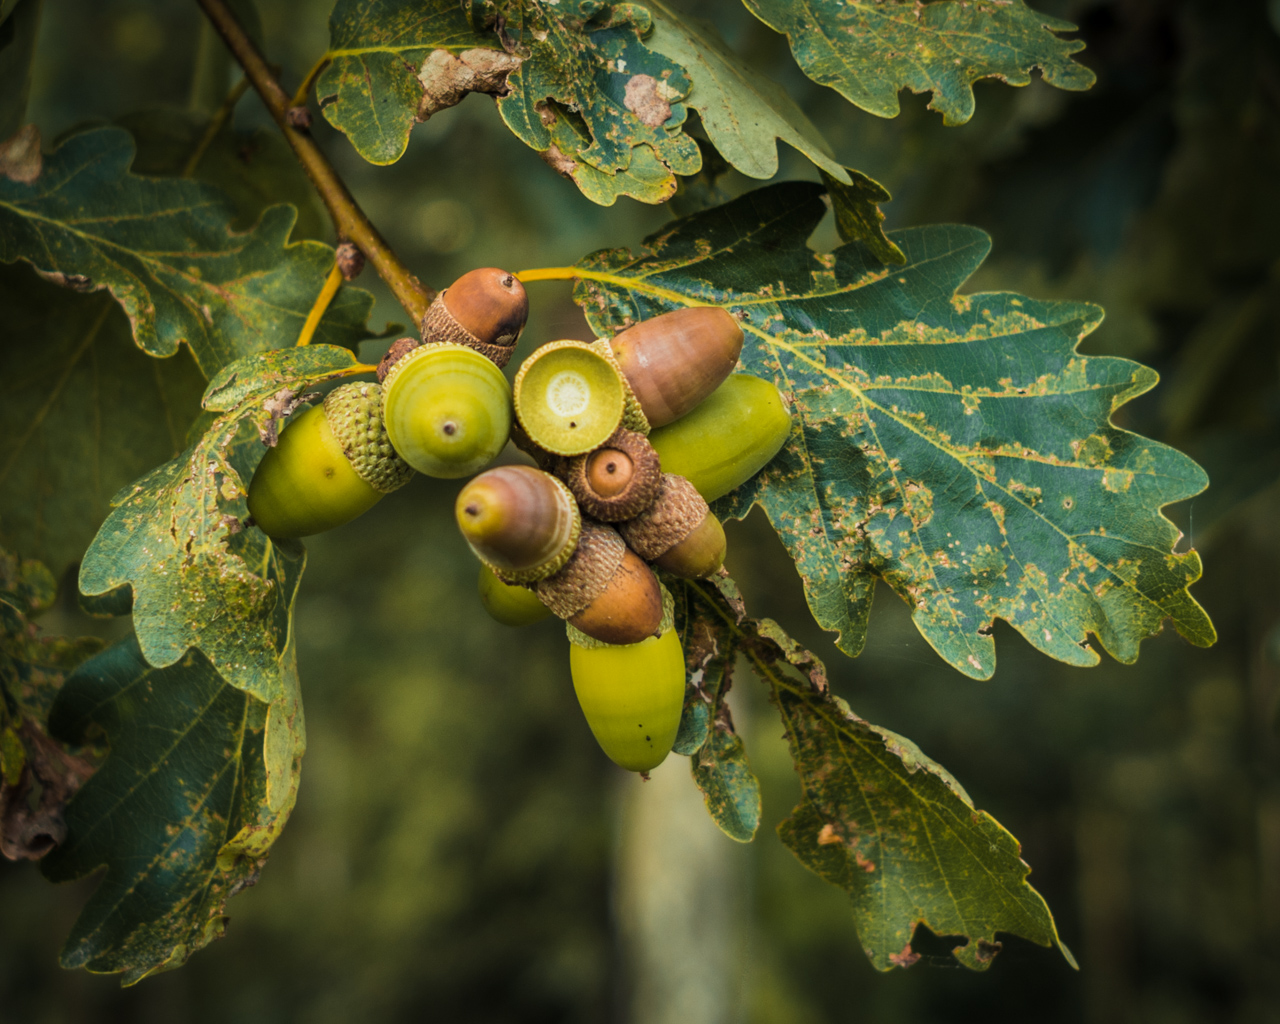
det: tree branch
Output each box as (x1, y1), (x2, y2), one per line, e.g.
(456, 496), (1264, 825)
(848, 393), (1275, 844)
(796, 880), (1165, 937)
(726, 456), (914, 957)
(194, 0), (433, 326)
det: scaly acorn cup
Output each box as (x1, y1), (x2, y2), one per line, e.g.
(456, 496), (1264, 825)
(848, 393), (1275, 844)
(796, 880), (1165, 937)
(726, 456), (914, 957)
(421, 267), (529, 369)
(561, 429), (661, 521)
(619, 473), (726, 579)
(568, 587), (682, 773)
(247, 382), (413, 539)
(382, 342), (512, 478)
(477, 564), (552, 626)
(536, 520), (664, 645)
(608, 307), (744, 428)
(647, 373), (792, 502)
(455, 465), (581, 583)
(513, 340), (647, 456)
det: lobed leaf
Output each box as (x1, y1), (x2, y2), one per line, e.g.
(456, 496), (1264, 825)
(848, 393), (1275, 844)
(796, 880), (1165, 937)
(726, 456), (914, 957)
(41, 635), (304, 983)
(316, 0), (501, 165)
(0, 263), (206, 578)
(570, 183), (1214, 678)
(684, 580), (1072, 971)
(740, 0), (1096, 126)
(77, 345), (365, 704)
(0, 127), (377, 378)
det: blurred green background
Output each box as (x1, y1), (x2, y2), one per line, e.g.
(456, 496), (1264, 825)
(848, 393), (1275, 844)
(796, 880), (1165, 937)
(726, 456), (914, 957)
(3, 0), (1280, 1020)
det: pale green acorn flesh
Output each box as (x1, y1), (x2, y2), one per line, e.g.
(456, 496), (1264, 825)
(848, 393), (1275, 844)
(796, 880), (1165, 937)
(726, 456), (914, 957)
(478, 564), (551, 627)
(647, 373), (791, 502)
(247, 403), (382, 539)
(570, 628), (684, 773)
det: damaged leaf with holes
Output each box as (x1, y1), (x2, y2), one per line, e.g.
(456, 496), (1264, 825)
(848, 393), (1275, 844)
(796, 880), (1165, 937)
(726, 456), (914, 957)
(0, 127), (380, 378)
(572, 182), (1214, 679)
(686, 579), (1073, 971)
(77, 345), (362, 709)
(41, 636), (303, 984)
(742, 0), (1096, 126)
(672, 576), (760, 842)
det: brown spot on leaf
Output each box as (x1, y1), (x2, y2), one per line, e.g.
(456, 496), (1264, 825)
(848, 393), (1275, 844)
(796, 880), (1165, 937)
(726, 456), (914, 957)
(541, 144), (578, 177)
(0, 124), (41, 184)
(417, 48), (522, 121)
(888, 944), (921, 969)
(624, 74), (672, 127)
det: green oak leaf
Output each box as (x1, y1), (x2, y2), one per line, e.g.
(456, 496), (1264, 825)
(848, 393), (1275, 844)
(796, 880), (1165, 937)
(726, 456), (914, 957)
(641, 0), (847, 184)
(117, 108), (328, 241)
(539, 101), (679, 206)
(0, 263), (206, 578)
(571, 182), (1214, 679)
(686, 579), (1072, 971)
(77, 345), (365, 704)
(495, 0), (699, 182)
(740, 0), (1096, 126)
(821, 166), (904, 266)
(315, 0), (502, 165)
(672, 576), (760, 842)
(0, 126), (378, 378)
(41, 634), (304, 983)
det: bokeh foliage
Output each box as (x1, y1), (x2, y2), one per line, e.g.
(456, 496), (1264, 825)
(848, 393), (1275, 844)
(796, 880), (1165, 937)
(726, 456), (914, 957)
(0, 0), (1278, 1021)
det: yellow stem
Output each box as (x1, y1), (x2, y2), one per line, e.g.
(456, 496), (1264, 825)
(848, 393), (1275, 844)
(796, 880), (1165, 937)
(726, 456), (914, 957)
(291, 55), (331, 109)
(516, 266), (713, 308)
(296, 264), (344, 346)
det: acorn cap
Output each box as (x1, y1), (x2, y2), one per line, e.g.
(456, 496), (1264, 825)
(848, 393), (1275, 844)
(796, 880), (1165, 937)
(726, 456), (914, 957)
(376, 337), (420, 383)
(514, 340), (628, 456)
(535, 520), (625, 620)
(590, 339), (650, 435)
(323, 382), (414, 493)
(618, 473), (720, 575)
(563, 429), (661, 521)
(381, 342), (512, 478)
(456, 466), (581, 584)
(567, 581), (674, 650)
(609, 307), (744, 428)
(509, 418), (562, 473)
(420, 269), (528, 369)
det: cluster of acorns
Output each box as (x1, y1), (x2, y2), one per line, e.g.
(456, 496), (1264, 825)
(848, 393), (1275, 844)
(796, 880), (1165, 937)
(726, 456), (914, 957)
(246, 269), (791, 773)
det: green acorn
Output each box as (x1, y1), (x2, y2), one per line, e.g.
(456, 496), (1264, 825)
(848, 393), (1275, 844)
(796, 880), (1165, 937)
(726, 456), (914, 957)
(646, 373), (791, 501)
(247, 382), (413, 539)
(619, 473), (726, 579)
(382, 342), (512, 478)
(568, 586), (683, 773)
(477, 564), (552, 626)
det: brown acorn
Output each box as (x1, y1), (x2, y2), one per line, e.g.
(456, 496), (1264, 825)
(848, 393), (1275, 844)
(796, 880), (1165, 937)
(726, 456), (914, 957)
(536, 520), (664, 645)
(422, 267), (529, 368)
(609, 307), (744, 428)
(561, 429), (661, 522)
(455, 465), (580, 583)
(618, 473), (726, 579)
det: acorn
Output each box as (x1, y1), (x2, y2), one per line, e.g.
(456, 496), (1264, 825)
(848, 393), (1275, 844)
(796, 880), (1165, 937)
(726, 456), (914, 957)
(560, 428), (661, 521)
(513, 340), (641, 456)
(608, 307), (744, 428)
(456, 465), (581, 583)
(647, 373), (791, 502)
(568, 587), (683, 773)
(382, 342), (512, 478)
(477, 564), (552, 626)
(247, 382), (413, 539)
(619, 473), (726, 579)
(421, 267), (528, 368)
(536, 520), (664, 645)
